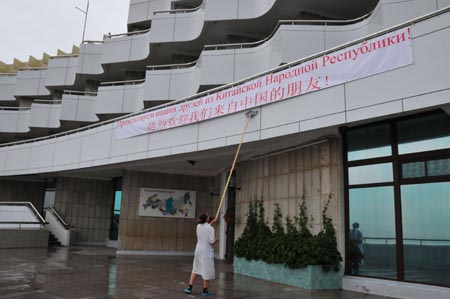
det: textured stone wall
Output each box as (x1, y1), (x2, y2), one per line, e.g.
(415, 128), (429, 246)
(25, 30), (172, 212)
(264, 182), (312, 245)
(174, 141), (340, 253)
(119, 170), (220, 252)
(235, 138), (340, 241)
(0, 180), (45, 213)
(54, 177), (114, 244)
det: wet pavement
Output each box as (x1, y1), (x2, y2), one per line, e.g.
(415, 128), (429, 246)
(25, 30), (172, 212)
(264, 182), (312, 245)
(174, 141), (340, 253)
(0, 246), (390, 299)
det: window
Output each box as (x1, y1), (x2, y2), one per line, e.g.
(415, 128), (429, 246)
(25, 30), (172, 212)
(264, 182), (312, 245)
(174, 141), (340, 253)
(398, 113), (450, 154)
(401, 182), (450, 285)
(345, 110), (450, 287)
(347, 123), (391, 161)
(349, 187), (397, 278)
(349, 163), (393, 185)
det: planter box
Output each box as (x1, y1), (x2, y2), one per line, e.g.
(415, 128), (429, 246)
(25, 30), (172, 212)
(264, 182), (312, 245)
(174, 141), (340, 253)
(234, 257), (342, 290)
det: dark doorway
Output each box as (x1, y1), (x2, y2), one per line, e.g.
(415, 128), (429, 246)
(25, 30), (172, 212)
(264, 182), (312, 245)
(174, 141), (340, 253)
(43, 179), (57, 216)
(109, 178), (122, 241)
(225, 171), (236, 263)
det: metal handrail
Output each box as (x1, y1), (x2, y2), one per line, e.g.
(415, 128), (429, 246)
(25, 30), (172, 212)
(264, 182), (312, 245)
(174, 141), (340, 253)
(0, 106), (31, 111)
(100, 79), (145, 87)
(50, 54), (79, 59)
(82, 40), (104, 44)
(1, 5), (450, 148)
(146, 60), (199, 71)
(204, 10), (374, 51)
(63, 90), (98, 96)
(0, 73), (17, 76)
(0, 202), (47, 225)
(33, 100), (62, 105)
(18, 66), (47, 71)
(153, 5), (202, 15)
(363, 237), (450, 246)
(47, 206), (70, 229)
(104, 28), (151, 39)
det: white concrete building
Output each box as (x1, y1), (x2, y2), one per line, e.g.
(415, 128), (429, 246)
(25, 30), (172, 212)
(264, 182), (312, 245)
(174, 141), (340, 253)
(0, 1), (449, 298)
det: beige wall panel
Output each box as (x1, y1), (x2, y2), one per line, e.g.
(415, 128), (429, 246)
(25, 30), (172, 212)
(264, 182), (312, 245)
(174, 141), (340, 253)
(268, 156), (276, 176)
(0, 180), (45, 213)
(296, 148), (304, 170)
(55, 177), (114, 244)
(304, 169), (313, 198)
(288, 173), (296, 199)
(311, 145), (321, 168)
(262, 158), (269, 177)
(288, 197), (297, 219)
(268, 176), (276, 200)
(266, 199), (274, 226)
(235, 139), (341, 245)
(118, 170), (219, 253)
(256, 178), (263, 200)
(303, 147), (312, 170)
(288, 151), (296, 173)
(296, 171), (304, 197)
(118, 219), (127, 249)
(175, 220), (184, 251)
(153, 220), (163, 251)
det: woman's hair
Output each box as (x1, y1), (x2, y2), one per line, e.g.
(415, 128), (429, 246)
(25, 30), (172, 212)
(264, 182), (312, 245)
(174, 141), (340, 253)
(197, 213), (208, 224)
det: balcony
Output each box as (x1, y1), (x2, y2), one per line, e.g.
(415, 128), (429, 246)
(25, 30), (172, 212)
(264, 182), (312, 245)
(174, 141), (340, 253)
(127, 0), (171, 25)
(144, 61), (200, 101)
(76, 42), (104, 75)
(150, 6), (204, 43)
(0, 74), (17, 102)
(60, 91), (99, 122)
(101, 29), (151, 64)
(29, 100), (61, 128)
(14, 68), (50, 97)
(95, 80), (145, 115)
(142, 0), (436, 101)
(0, 107), (30, 133)
(45, 55), (78, 87)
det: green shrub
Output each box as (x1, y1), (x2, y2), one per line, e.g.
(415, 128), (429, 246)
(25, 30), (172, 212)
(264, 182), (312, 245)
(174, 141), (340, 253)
(235, 195), (342, 272)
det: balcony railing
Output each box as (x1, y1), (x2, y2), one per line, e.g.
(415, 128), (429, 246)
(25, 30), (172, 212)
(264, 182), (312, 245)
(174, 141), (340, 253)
(33, 100), (62, 105)
(103, 28), (151, 40)
(0, 202), (47, 229)
(100, 79), (146, 87)
(153, 4), (203, 15)
(49, 54), (79, 59)
(0, 5), (449, 148)
(18, 66), (47, 71)
(82, 40), (104, 44)
(146, 60), (198, 71)
(63, 90), (98, 96)
(0, 106), (31, 111)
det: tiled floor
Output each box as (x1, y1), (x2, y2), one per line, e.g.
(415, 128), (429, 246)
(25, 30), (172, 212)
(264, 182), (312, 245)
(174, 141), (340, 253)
(0, 246), (390, 299)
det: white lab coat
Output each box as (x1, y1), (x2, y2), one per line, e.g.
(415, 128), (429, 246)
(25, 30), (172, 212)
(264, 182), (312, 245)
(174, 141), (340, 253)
(192, 223), (216, 280)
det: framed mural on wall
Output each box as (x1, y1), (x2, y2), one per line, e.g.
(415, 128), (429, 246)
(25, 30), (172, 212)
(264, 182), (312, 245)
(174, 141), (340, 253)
(138, 188), (196, 218)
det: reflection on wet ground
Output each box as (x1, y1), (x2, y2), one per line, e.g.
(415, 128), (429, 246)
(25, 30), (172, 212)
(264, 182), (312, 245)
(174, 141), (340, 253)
(0, 246), (389, 299)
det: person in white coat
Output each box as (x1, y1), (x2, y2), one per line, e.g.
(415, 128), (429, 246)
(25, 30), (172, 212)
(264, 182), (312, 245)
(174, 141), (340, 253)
(184, 213), (218, 296)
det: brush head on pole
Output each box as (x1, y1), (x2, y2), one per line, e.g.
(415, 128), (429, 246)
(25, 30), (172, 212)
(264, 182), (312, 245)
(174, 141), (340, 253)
(246, 110), (259, 118)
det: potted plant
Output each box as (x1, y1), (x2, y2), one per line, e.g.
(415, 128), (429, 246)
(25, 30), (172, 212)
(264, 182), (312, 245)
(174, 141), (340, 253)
(234, 195), (342, 290)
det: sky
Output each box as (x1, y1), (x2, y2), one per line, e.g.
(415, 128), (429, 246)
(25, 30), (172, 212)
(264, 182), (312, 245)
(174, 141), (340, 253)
(0, 0), (129, 64)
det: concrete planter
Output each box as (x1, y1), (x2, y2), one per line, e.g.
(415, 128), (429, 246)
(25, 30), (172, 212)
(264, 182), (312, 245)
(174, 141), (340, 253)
(234, 257), (342, 290)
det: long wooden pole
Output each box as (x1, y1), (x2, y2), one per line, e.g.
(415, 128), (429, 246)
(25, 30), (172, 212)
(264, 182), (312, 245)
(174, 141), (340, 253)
(214, 112), (255, 221)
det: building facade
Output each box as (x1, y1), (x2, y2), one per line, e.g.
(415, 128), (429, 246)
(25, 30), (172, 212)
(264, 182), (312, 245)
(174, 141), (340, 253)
(0, 0), (449, 298)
